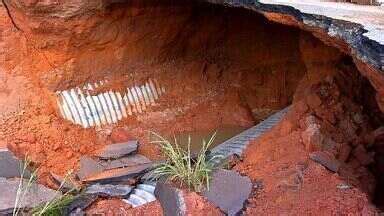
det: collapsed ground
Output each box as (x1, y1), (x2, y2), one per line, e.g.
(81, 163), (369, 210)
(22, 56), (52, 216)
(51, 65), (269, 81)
(1, 0), (384, 214)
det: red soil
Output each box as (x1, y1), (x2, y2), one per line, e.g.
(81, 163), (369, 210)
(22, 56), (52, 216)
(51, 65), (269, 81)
(0, 0), (383, 214)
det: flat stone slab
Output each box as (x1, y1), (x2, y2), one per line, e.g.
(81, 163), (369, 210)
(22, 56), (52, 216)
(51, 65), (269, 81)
(202, 169), (252, 216)
(0, 178), (58, 213)
(0, 148), (31, 178)
(50, 172), (80, 192)
(62, 194), (98, 216)
(95, 141), (138, 159)
(154, 181), (186, 216)
(101, 154), (152, 170)
(309, 151), (341, 172)
(77, 156), (104, 180)
(78, 154), (153, 181)
(85, 183), (132, 197)
(83, 163), (153, 183)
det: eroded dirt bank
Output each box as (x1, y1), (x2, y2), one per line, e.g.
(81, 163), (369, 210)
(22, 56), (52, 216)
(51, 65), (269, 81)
(0, 0), (384, 214)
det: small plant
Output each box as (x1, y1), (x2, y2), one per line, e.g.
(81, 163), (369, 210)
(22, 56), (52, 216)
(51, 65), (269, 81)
(150, 132), (222, 192)
(12, 157), (75, 216)
(13, 158), (39, 216)
(31, 171), (75, 216)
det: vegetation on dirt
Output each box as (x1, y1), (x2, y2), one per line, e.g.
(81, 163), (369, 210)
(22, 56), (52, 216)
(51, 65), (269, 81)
(13, 158), (75, 216)
(13, 158), (39, 216)
(150, 132), (221, 192)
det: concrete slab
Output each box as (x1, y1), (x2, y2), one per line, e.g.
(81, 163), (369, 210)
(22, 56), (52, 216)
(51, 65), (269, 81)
(0, 178), (58, 214)
(264, 0), (384, 43)
(0, 148), (31, 178)
(94, 141), (138, 159)
(77, 156), (104, 180)
(62, 194), (98, 216)
(83, 163), (153, 183)
(154, 181), (186, 216)
(101, 154), (152, 170)
(85, 184), (132, 197)
(202, 169), (252, 216)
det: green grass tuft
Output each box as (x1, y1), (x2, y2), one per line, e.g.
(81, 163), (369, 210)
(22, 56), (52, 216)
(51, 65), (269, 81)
(150, 131), (222, 192)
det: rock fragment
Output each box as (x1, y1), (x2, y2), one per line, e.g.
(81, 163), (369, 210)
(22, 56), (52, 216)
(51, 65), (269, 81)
(301, 124), (324, 152)
(94, 141), (138, 159)
(83, 163), (152, 183)
(62, 194), (98, 216)
(0, 148), (31, 178)
(77, 156), (104, 180)
(338, 144), (352, 162)
(85, 184), (132, 197)
(0, 178), (58, 214)
(51, 172), (80, 192)
(101, 154), (151, 170)
(202, 169), (252, 216)
(309, 151), (341, 172)
(154, 181), (186, 216)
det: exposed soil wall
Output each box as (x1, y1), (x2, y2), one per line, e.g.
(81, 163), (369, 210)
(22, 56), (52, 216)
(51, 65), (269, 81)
(0, 0), (384, 213)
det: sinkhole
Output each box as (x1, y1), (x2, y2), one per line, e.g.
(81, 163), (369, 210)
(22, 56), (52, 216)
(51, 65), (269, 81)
(48, 0), (384, 208)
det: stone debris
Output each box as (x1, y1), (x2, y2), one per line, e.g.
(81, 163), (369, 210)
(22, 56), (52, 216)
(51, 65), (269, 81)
(83, 163), (152, 183)
(101, 154), (152, 170)
(77, 156), (104, 180)
(0, 178), (58, 214)
(85, 183), (132, 197)
(301, 124), (324, 152)
(94, 141), (138, 159)
(0, 148), (30, 178)
(50, 172), (80, 192)
(309, 151), (341, 172)
(154, 181), (186, 215)
(62, 194), (98, 216)
(202, 169), (252, 216)
(338, 144), (352, 162)
(78, 153), (152, 181)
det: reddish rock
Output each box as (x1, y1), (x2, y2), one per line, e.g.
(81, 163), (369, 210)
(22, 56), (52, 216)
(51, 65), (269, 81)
(347, 157), (361, 169)
(306, 93), (322, 109)
(353, 145), (374, 166)
(301, 124), (324, 152)
(309, 151), (341, 172)
(339, 118), (358, 141)
(338, 144), (351, 162)
(322, 137), (339, 155)
(293, 100), (309, 116)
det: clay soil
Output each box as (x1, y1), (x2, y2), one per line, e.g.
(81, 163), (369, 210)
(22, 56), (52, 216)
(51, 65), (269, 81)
(1, 0), (384, 215)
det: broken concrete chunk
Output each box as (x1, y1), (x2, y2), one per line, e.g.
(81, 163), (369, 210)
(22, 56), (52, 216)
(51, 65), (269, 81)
(77, 156), (104, 181)
(0, 178), (58, 213)
(309, 151), (341, 172)
(202, 169), (252, 216)
(51, 172), (80, 192)
(62, 194), (98, 216)
(85, 183), (132, 197)
(101, 154), (152, 170)
(83, 163), (152, 183)
(0, 148), (31, 178)
(95, 141), (138, 159)
(154, 181), (186, 216)
(353, 145), (374, 166)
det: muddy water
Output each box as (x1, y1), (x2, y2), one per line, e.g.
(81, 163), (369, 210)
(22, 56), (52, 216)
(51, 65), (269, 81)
(151, 126), (249, 153)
